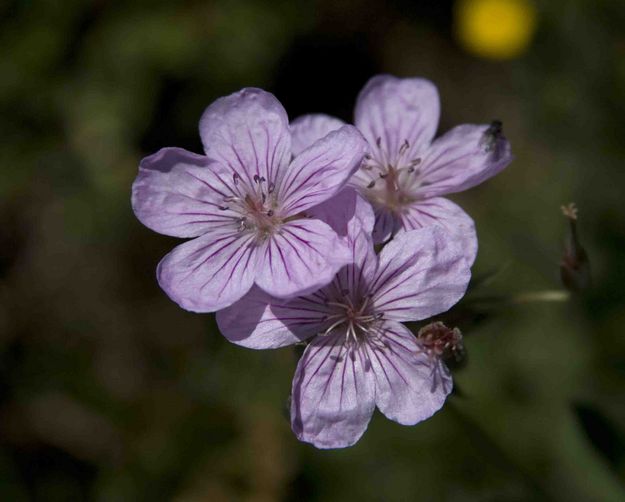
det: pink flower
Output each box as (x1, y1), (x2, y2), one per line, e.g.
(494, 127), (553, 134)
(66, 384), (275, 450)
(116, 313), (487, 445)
(132, 88), (367, 312)
(291, 75), (513, 264)
(217, 206), (471, 448)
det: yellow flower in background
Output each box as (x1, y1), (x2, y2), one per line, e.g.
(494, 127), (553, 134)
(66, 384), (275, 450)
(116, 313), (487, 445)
(455, 0), (537, 60)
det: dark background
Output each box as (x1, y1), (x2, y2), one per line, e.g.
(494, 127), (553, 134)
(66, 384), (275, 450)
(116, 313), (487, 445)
(2, 0), (625, 500)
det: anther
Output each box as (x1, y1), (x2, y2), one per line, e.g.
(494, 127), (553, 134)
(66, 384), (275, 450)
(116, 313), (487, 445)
(266, 210), (274, 217)
(376, 137), (382, 148)
(232, 173), (240, 185)
(410, 158), (422, 166)
(367, 180), (376, 189)
(399, 139), (409, 154)
(379, 172), (388, 179)
(267, 182), (275, 194)
(218, 205), (229, 211)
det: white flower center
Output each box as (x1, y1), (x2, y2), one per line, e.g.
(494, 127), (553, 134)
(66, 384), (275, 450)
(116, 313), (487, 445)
(219, 174), (281, 240)
(360, 137), (423, 214)
(319, 292), (385, 349)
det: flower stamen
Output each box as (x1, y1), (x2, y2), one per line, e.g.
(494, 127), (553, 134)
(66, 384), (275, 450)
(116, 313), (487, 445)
(318, 293), (385, 350)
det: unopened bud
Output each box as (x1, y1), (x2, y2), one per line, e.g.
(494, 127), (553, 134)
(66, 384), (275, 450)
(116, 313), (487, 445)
(417, 321), (465, 363)
(560, 203), (591, 292)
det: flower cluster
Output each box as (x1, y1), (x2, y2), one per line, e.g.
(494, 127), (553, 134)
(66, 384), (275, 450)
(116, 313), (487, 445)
(132, 75), (512, 448)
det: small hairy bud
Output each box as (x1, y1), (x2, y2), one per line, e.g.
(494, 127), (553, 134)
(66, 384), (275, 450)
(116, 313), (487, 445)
(417, 321), (464, 363)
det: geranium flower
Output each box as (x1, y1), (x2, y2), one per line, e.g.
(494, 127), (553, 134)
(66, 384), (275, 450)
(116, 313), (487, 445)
(217, 219), (471, 449)
(290, 75), (513, 264)
(132, 88), (368, 312)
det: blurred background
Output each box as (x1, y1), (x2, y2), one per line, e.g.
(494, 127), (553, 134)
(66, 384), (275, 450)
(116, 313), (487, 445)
(1, 0), (625, 500)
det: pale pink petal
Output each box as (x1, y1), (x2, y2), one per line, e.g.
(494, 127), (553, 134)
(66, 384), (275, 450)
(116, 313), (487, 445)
(367, 321), (452, 425)
(278, 125), (367, 215)
(370, 206), (396, 244)
(305, 188), (375, 244)
(331, 228), (377, 298)
(199, 88), (291, 187)
(216, 286), (327, 349)
(290, 114), (346, 156)
(132, 148), (239, 238)
(157, 228), (258, 313)
(371, 227), (470, 322)
(291, 330), (376, 449)
(398, 197), (478, 266)
(354, 75), (440, 162)
(255, 218), (351, 299)
(415, 123), (513, 198)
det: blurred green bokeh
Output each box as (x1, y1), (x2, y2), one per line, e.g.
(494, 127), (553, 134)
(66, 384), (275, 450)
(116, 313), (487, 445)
(2, 1), (625, 500)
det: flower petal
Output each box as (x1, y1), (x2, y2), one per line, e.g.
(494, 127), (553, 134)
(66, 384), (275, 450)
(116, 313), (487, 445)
(291, 331), (376, 449)
(290, 114), (346, 156)
(371, 226), (470, 322)
(157, 228), (258, 313)
(278, 125), (367, 215)
(217, 221), (377, 350)
(305, 188), (375, 244)
(199, 88), (291, 187)
(354, 75), (440, 161)
(367, 321), (452, 425)
(216, 286), (327, 349)
(398, 197), (478, 266)
(415, 124), (513, 198)
(255, 218), (351, 299)
(132, 147), (240, 238)
(332, 227), (377, 297)
(370, 206), (397, 244)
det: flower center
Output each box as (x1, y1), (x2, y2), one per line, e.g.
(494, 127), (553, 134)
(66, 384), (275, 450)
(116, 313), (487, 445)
(320, 292), (384, 348)
(360, 137), (423, 214)
(219, 174), (281, 240)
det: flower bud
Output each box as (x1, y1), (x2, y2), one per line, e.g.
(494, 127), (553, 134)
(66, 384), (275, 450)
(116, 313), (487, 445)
(417, 321), (465, 364)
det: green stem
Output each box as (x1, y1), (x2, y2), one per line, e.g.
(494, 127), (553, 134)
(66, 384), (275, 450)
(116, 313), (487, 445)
(510, 289), (570, 304)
